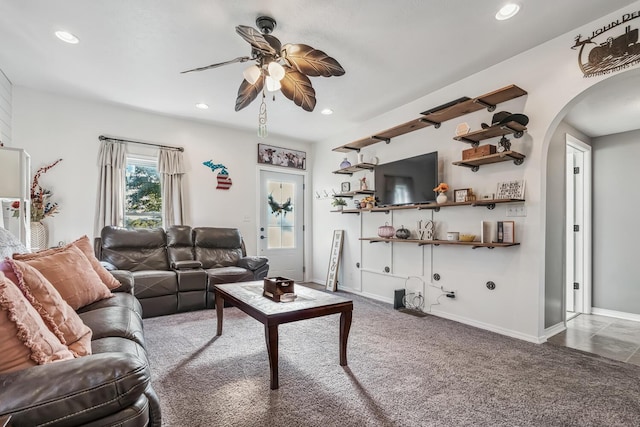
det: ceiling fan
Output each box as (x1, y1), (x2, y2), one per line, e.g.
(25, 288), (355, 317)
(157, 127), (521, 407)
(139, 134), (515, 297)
(181, 16), (345, 113)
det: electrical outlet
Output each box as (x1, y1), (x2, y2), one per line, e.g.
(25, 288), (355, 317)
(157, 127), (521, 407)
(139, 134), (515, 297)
(506, 204), (526, 217)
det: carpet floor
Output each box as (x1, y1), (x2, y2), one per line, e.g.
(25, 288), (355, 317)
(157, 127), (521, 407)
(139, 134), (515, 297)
(143, 291), (640, 426)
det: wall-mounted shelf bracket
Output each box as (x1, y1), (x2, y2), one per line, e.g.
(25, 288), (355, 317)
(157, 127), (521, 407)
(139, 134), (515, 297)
(372, 136), (391, 144)
(473, 99), (496, 112)
(419, 118), (441, 129)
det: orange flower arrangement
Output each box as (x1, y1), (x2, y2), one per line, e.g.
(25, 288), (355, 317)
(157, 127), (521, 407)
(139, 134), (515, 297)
(433, 182), (449, 194)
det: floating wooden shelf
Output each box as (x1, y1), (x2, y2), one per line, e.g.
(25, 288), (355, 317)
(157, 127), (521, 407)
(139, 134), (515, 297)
(333, 198), (525, 213)
(333, 190), (375, 198)
(421, 85), (527, 121)
(359, 237), (520, 249)
(453, 121), (527, 146)
(332, 162), (376, 175)
(452, 151), (526, 171)
(332, 84), (527, 153)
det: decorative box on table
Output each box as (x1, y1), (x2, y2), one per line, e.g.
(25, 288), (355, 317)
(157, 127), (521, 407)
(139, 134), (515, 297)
(263, 277), (296, 302)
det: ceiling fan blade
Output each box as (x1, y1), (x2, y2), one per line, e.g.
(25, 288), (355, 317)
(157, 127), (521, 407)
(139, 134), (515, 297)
(236, 25), (276, 55)
(263, 34), (282, 53)
(282, 44), (345, 77)
(180, 56), (251, 74)
(280, 66), (316, 112)
(235, 76), (265, 111)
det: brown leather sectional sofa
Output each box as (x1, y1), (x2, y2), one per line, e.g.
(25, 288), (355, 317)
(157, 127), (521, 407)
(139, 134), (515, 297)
(0, 273), (162, 427)
(96, 225), (269, 318)
(0, 225), (267, 426)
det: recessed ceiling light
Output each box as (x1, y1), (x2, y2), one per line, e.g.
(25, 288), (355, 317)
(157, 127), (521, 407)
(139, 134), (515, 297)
(321, 108), (334, 115)
(54, 30), (79, 44)
(495, 3), (520, 20)
(195, 103), (209, 110)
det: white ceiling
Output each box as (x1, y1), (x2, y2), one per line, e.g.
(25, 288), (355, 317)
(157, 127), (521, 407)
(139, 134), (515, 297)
(0, 1), (637, 142)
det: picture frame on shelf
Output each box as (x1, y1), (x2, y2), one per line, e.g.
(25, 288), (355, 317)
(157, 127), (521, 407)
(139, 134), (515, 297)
(454, 188), (470, 203)
(341, 182), (351, 193)
(496, 180), (525, 199)
(502, 221), (515, 243)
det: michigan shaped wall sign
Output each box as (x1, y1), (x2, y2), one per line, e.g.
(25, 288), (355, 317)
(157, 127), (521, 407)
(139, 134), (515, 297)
(203, 160), (232, 190)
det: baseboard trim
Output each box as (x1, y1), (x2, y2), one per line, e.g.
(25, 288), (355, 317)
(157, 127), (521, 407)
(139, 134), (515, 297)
(543, 322), (566, 340)
(336, 286), (543, 343)
(591, 307), (640, 322)
(429, 309), (544, 344)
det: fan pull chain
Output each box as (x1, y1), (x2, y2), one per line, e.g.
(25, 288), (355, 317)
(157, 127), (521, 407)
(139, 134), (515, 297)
(258, 91), (268, 138)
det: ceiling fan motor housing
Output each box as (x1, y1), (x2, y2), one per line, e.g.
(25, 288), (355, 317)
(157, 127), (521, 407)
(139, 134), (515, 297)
(256, 16), (277, 34)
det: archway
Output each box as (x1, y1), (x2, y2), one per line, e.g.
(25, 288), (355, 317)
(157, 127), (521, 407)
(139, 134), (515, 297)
(544, 67), (640, 342)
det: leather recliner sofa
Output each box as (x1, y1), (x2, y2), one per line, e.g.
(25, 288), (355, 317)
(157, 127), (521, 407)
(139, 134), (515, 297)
(0, 273), (162, 427)
(96, 226), (269, 318)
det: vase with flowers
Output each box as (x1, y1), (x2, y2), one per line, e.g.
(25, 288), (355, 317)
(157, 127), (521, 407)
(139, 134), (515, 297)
(433, 182), (449, 204)
(10, 159), (63, 250)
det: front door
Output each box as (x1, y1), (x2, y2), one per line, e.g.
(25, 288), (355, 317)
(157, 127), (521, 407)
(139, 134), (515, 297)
(259, 170), (304, 281)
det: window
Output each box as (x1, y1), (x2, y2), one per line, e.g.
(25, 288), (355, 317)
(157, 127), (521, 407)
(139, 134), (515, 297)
(125, 156), (161, 228)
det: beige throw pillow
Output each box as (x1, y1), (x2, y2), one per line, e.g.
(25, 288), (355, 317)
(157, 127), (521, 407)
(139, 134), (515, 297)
(0, 272), (75, 374)
(13, 245), (112, 310)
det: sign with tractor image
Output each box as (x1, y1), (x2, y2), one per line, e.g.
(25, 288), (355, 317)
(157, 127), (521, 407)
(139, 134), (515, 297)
(572, 9), (640, 78)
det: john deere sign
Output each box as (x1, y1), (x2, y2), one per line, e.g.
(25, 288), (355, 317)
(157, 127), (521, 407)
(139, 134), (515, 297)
(572, 10), (640, 77)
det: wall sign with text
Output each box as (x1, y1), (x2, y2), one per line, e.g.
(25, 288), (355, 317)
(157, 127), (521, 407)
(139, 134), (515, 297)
(571, 9), (640, 78)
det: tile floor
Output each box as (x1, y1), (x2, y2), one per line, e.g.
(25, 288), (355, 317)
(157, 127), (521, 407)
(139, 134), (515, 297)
(547, 313), (640, 366)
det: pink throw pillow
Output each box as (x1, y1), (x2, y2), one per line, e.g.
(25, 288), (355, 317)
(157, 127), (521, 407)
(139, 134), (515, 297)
(14, 235), (122, 290)
(1, 259), (92, 357)
(12, 245), (112, 310)
(0, 272), (75, 374)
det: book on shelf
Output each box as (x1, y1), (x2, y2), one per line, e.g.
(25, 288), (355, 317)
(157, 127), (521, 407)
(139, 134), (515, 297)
(481, 221), (493, 244)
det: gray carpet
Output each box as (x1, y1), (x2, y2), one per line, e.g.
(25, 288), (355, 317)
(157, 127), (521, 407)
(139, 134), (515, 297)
(143, 290), (640, 426)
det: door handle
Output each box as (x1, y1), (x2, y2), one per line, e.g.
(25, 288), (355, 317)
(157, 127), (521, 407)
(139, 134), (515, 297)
(260, 235), (265, 239)
(260, 227), (265, 231)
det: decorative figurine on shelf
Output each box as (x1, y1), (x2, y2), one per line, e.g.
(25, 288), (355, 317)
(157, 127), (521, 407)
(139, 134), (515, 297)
(340, 157), (351, 169)
(360, 176), (368, 191)
(417, 220), (435, 240)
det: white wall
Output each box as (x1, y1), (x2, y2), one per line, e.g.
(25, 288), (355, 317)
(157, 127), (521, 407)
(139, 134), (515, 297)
(592, 129), (640, 315)
(0, 69), (11, 146)
(311, 2), (640, 342)
(12, 87), (311, 260)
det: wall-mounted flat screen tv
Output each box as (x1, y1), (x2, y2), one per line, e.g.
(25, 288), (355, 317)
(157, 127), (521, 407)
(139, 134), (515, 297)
(374, 151), (438, 206)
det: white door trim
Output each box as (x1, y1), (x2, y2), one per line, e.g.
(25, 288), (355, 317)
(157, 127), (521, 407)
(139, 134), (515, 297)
(256, 165), (309, 281)
(566, 134), (592, 315)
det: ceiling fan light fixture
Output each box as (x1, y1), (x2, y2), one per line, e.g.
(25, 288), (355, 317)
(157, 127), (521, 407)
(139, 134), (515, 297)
(268, 61), (285, 81)
(243, 65), (262, 85)
(265, 76), (281, 92)
(495, 3), (520, 20)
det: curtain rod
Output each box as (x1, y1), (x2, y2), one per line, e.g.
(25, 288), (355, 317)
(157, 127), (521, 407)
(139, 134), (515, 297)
(98, 135), (184, 152)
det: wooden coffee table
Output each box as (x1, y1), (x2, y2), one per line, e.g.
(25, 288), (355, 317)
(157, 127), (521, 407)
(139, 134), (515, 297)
(214, 281), (353, 390)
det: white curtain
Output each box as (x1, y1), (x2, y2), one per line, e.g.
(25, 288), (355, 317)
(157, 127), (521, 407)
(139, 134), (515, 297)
(94, 140), (126, 235)
(158, 148), (185, 227)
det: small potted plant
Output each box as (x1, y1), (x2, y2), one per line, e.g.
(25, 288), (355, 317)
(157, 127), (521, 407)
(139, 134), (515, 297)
(332, 197), (347, 211)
